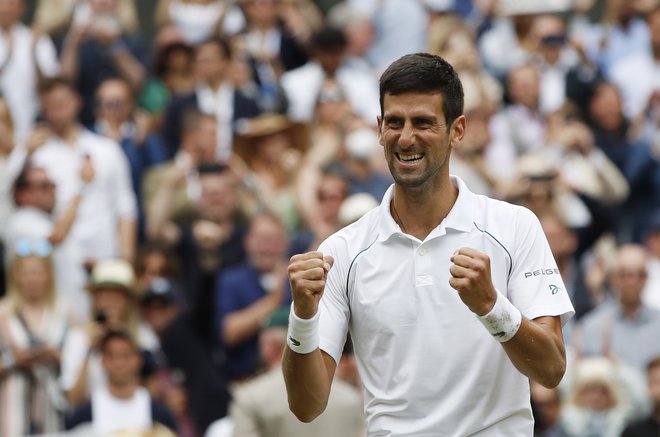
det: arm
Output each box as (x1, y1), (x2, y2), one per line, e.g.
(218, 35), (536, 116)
(109, 39), (146, 91)
(282, 251), (337, 421)
(50, 156), (94, 245)
(59, 26), (84, 81)
(118, 217), (136, 261)
(449, 248), (567, 388)
(145, 166), (183, 244)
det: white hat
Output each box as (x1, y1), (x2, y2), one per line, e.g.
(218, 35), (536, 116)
(88, 259), (136, 295)
(338, 193), (379, 226)
(345, 128), (379, 161)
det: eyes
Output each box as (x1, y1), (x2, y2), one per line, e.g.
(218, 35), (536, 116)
(383, 116), (436, 130)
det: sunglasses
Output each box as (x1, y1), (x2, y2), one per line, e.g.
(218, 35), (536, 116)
(14, 238), (53, 258)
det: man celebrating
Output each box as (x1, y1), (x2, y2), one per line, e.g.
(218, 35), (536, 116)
(284, 53), (575, 436)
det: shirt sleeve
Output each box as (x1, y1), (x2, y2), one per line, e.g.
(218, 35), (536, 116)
(507, 207), (575, 325)
(34, 34), (60, 77)
(317, 237), (351, 365)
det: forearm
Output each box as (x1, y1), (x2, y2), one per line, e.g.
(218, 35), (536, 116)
(118, 217), (136, 261)
(282, 347), (335, 422)
(501, 316), (566, 388)
(222, 295), (281, 346)
(111, 45), (146, 90)
(59, 29), (83, 81)
(49, 194), (82, 244)
(146, 182), (176, 241)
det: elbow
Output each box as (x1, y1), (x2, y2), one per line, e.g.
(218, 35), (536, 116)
(538, 358), (567, 389)
(288, 401), (324, 423)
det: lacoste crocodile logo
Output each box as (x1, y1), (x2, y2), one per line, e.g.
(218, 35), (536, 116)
(289, 336), (301, 346)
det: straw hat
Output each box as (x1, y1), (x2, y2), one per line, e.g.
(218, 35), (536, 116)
(87, 259), (137, 296)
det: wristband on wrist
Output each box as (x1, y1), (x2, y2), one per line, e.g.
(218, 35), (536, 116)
(477, 290), (522, 343)
(287, 304), (320, 354)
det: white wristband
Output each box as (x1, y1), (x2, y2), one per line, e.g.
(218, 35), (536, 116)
(477, 290), (522, 343)
(287, 304), (320, 354)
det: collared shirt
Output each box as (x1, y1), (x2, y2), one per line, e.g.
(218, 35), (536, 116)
(31, 129), (137, 261)
(318, 176), (574, 437)
(577, 299), (660, 373)
(197, 83), (234, 161)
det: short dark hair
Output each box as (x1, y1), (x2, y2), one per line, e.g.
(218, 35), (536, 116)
(379, 53), (464, 125)
(310, 26), (347, 53)
(197, 36), (232, 60)
(99, 329), (139, 354)
(37, 76), (77, 97)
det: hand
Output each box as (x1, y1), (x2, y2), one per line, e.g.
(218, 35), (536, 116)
(193, 220), (230, 250)
(288, 251), (334, 319)
(80, 155), (95, 184)
(25, 125), (50, 155)
(449, 247), (497, 316)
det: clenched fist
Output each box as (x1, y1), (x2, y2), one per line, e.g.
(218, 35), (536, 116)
(449, 247), (497, 316)
(288, 251), (334, 319)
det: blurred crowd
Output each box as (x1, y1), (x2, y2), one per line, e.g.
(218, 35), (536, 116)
(0, 0), (659, 436)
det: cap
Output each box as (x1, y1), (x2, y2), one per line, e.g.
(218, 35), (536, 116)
(88, 259), (136, 295)
(142, 277), (177, 304)
(338, 193), (379, 226)
(345, 128), (379, 161)
(263, 307), (290, 329)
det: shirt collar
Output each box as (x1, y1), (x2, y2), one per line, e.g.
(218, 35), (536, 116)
(376, 175), (478, 242)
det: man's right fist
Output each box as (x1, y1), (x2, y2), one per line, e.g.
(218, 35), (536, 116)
(288, 251), (334, 319)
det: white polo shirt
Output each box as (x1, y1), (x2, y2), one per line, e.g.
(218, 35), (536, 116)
(318, 176), (575, 437)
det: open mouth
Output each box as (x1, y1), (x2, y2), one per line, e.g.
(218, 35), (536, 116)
(396, 152), (423, 163)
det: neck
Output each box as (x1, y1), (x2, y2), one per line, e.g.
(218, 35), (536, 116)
(653, 46), (660, 62)
(108, 381), (138, 400)
(51, 124), (80, 145)
(392, 175), (458, 240)
(207, 77), (225, 92)
(621, 302), (641, 318)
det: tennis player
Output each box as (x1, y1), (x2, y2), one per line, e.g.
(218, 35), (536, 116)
(284, 53), (575, 436)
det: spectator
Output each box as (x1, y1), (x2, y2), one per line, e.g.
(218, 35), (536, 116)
(559, 356), (648, 437)
(6, 77), (137, 311)
(145, 110), (219, 231)
(572, 244), (660, 373)
(4, 163), (91, 319)
(326, 2), (376, 75)
(34, 0), (139, 38)
(58, 0), (148, 127)
(280, 26), (379, 126)
(138, 38), (196, 129)
(215, 212), (290, 381)
(60, 259), (159, 407)
(232, 112), (306, 232)
(65, 330), (177, 435)
(142, 277), (231, 436)
(0, 97), (13, 297)
(94, 77), (169, 241)
(0, 241), (73, 436)
(485, 64), (547, 181)
(530, 380), (569, 437)
(149, 163), (248, 341)
(235, 0), (317, 111)
(163, 36), (260, 160)
(155, 0), (246, 45)
(0, 0), (60, 143)
(622, 355), (660, 437)
(229, 307), (364, 437)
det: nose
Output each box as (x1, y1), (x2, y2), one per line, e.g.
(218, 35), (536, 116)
(398, 122), (414, 148)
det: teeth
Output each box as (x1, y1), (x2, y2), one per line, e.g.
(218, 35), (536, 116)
(399, 153), (423, 162)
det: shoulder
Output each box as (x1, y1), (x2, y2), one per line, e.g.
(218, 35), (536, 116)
(64, 400), (93, 430)
(151, 399), (177, 431)
(218, 263), (257, 285)
(319, 206), (381, 268)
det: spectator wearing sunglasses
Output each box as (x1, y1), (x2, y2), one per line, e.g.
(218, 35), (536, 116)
(0, 238), (74, 436)
(4, 163), (93, 321)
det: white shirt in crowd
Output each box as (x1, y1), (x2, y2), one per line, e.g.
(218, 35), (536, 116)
(281, 61), (380, 125)
(317, 176), (575, 436)
(92, 386), (152, 434)
(0, 23), (59, 143)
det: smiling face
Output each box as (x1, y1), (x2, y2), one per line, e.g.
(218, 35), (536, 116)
(377, 92), (465, 191)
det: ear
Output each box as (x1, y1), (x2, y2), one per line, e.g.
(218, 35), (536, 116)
(449, 115), (467, 149)
(376, 116), (384, 146)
